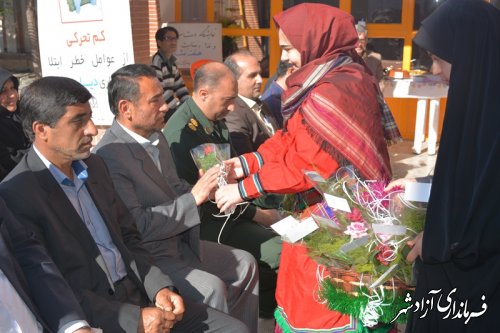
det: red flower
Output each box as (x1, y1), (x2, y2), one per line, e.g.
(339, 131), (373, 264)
(346, 208), (364, 222)
(204, 145), (214, 155)
(375, 244), (394, 266)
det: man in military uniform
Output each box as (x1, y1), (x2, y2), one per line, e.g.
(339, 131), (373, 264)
(164, 62), (281, 319)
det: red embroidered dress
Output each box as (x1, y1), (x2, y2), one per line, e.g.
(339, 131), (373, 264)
(234, 4), (402, 332)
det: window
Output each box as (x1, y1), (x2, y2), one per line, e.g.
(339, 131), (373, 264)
(284, 0), (339, 10)
(178, 0), (448, 76)
(351, 0), (402, 24)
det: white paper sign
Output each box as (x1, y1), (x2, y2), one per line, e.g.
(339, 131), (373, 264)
(270, 215), (296, 235)
(271, 216), (319, 243)
(324, 193), (352, 213)
(167, 23), (223, 69)
(38, 0), (135, 125)
(404, 182), (432, 203)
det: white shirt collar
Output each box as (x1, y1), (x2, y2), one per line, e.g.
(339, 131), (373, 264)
(117, 120), (159, 146)
(239, 95), (259, 109)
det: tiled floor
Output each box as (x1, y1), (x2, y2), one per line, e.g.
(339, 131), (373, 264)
(389, 139), (437, 179)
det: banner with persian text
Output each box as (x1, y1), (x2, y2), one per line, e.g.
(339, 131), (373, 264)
(38, 0), (134, 125)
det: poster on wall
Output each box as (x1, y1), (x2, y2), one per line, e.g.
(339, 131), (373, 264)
(37, 0), (134, 125)
(166, 22), (222, 69)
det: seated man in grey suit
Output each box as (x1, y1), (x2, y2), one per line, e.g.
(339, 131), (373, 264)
(0, 76), (247, 333)
(0, 197), (90, 333)
(224, 50), (279, 155)
(94, 64), (259, 332)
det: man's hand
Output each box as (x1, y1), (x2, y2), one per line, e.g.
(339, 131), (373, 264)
(154, 288), (184, 322)
(138, 307), (176, 333)
(384, 178), (416, 192)
(223, 157), (244, 182)
(253, 208), (282, 227)
(215, 183), (244, 214)
(406, 232), (423, 263)
(191, 166), (220, 206)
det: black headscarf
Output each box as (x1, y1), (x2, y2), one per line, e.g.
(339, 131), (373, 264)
(415, 0), (500, 269)
(408, 1), (500, 331)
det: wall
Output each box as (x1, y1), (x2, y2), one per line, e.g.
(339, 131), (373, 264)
(130, 0), (161, 65)
(159, 0), (176, 23)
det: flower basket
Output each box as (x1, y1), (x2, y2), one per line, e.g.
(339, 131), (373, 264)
(301, 167), (426, 326)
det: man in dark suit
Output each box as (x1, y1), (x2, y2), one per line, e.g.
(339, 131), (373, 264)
(0, 198), (90, 333)
(94, 64), (258, 332)
(224, 51), (284, 211)
(223, 50), (279, 155)
(0, 76), (247, 333)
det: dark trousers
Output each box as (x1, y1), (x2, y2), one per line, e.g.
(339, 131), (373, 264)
(113, 276), (249, 332)
(200, 215), (281, 318)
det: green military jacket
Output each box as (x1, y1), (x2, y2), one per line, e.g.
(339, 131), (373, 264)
(164, 97), (234, 184)
(163, 97), (257, 223)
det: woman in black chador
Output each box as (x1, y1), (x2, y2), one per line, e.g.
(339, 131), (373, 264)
(0, 69), (30, 180)
(406, 1), (500, 332)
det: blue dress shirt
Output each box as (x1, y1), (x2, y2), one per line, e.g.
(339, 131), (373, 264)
(34, 147), (128, 283)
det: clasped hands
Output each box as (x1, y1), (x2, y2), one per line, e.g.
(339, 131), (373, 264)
(138, 288), (184, 333)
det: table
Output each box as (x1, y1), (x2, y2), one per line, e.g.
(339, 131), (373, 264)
(382, 76), (448, 155)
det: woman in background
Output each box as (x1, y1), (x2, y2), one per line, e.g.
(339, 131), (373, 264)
(0, 69), (30, 180)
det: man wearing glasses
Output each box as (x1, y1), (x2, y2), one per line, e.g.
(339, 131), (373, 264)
(152, 26), (190, 120)
(355, 21), (384, 83)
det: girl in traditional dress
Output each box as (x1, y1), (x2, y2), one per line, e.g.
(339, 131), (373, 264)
(216, 4), (402, 332)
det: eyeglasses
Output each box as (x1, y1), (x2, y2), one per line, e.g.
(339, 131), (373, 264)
(163, 36), (178, 41)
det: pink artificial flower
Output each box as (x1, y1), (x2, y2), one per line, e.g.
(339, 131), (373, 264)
(369, 181), (388, 198)
(344, 221), (369, 239)
(368, 181), (392, 208)
(360, 190), (372, 204)
(375, 244), (394, 266)
(346, 208), (364, 222)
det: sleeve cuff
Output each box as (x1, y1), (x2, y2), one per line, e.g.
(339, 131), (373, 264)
(59, 320), (91, 333)
(239, 152), (264, 177)
(239, 173), (266, 200)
